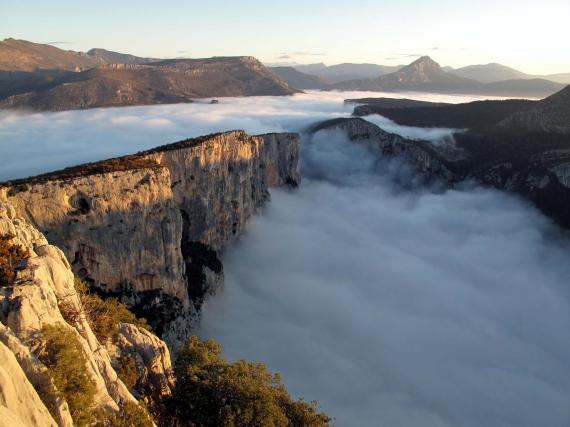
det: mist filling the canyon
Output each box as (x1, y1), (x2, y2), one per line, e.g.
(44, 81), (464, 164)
(2, 92), (569, 426)
(200, 129), (570, 426)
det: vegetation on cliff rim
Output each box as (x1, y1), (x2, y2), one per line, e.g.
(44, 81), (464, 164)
(1, 155), (162, 188)
(165, 336), (331, 427)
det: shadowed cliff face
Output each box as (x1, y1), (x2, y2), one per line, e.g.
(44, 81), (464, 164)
(2, 130), (300, 347)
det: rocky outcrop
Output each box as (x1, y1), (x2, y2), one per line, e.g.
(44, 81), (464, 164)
(2, 131), (300, 347)
(550, 162), (570, 188)
(0, 323), (73, 427)
(0, 201), (175, 425)
(310, 117), (460, 183)
(0, 339), (57, 427)
(113, 323), (174, 402)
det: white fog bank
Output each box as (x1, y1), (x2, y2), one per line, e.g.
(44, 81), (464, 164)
(0, 90), (501, 181)
(200, 131), (570, 426)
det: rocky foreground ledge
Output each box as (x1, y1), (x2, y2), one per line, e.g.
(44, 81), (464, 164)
(0, 201), (172, 425)
(1, 131), (300, 348)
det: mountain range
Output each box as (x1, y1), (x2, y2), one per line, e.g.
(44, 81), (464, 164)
(294, 62), (401, 83)
(0, 38), (298, 110)
(318, 56), (565, 97)
(273, 59), (570, 86)
(1, 38), (569, 111)
(448, 62), (570, 85)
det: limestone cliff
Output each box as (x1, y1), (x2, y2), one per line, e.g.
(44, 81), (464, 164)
(2, 131), (300, 347)
(311, 117), (459, 183)
(312, 117), (570, 229)
(0, 201), (172, 426)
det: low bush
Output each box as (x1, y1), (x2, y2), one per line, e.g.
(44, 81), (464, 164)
(97, 401), (155, 427)
(116, 354), (139, 389)
(38, 324), (97, 427)
(0, 233), (29, 287)
(60, 278), (150, 344)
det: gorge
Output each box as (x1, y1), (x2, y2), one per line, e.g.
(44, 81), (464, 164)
(1, 90), (569, 426)
(2, 130), (300, 347)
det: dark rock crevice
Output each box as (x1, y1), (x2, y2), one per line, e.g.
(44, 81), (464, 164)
(180, 209), (223, 309)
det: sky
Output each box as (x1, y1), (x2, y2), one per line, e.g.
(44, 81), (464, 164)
(1, 0), (569, 75)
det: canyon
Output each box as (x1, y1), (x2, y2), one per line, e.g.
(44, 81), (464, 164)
(0, 88), (568, 426)
(1, 130), (300, 348)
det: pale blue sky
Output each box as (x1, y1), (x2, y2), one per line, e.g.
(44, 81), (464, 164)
(1, 0), (569, 74)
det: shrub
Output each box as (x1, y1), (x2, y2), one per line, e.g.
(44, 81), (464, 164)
(0, 233), (29, 287)
(167, 336), (331, 427)
(117, 354), (139, 389)
(60, 278), (150, 344)
(38, 324), (97, 427)
(97, 401), (155, 427)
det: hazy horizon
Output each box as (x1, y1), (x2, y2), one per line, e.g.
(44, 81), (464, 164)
(1, 0), (569, 75)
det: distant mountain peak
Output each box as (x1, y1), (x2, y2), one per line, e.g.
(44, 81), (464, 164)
(404, 56), (442, 72)
(399, 56), (444, 79)
(398, 56), (444, 80)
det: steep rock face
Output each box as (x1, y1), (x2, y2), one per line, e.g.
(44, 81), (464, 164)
(311, 118), (459, 183)
(4, 167), (185, 300)
(0, 339), (57, 427)
(261, 133), (302, 187)
(143, 131), (271, 251)
(311, 117), (570, 229)
(0, 201), (170, 424)
(4, 166), (191, 344)
(3, 131), (301, 347)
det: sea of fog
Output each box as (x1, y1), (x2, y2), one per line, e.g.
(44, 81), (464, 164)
(1, 91), (569, 426)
